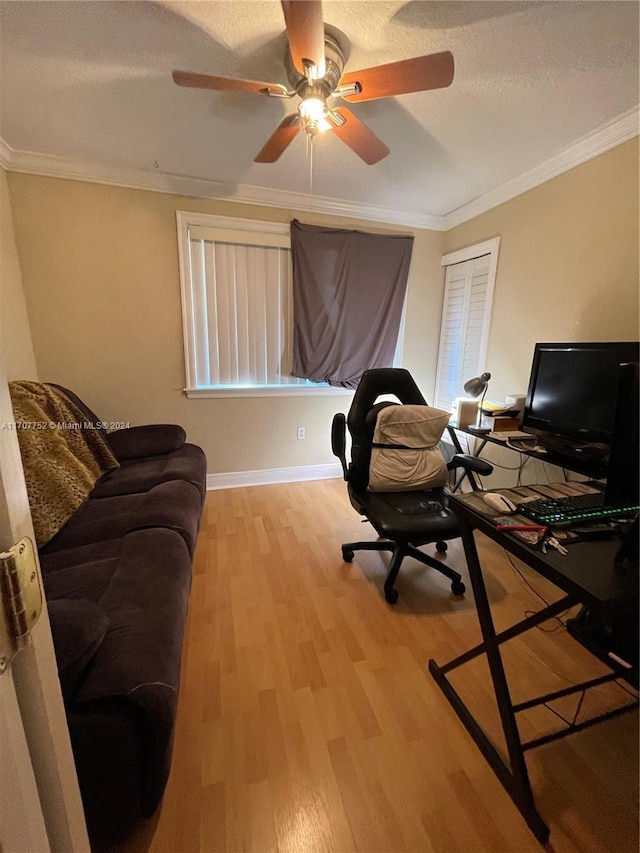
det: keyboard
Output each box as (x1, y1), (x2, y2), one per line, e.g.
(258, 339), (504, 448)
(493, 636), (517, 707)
(519, 492), (639, 525)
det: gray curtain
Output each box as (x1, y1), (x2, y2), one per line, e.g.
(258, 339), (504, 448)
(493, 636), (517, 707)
(290, 219), (414, 389)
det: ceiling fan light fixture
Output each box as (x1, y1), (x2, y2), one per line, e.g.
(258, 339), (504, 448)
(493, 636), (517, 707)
(298, 96), (330, 132)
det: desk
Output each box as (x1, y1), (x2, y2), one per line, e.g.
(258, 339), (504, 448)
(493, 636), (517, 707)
(446, 425), (609, 490)
(429, 491), (638, 843)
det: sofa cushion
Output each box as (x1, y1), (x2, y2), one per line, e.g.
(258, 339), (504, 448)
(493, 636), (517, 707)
(107, 425), (187, 460)
(91, 443), (206, 501)
(47, 599), (109, 699)
(41, 528), (193, 822)
(41, 480), (203, 556)
(40, 539), (124, 597)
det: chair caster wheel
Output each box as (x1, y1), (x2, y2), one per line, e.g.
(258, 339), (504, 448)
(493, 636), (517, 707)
(451, 581), (466, 596)
(384, 587), (399, 605)
(342, 548), (354, 563)
(436, 541), (448, 553)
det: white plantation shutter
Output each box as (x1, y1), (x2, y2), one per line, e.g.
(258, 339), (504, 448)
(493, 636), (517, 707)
(177, 213), (321, 392)
(434, 239), (499, 413)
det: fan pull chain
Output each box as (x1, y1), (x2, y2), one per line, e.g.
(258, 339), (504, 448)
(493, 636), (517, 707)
(309, 133), (314, 195)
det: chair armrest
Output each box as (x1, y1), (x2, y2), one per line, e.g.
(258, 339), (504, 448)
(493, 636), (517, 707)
(331, 414), (349, 480)
(107, 425), (186, 460)
(447, 454), (493, 477)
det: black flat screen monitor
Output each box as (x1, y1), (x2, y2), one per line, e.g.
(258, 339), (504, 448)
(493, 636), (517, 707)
(522, 342), (640, 447)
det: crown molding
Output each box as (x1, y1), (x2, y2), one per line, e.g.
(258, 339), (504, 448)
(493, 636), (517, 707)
(219, 182), (445, 230)
(444, 105), (639, 230)
(0, 140), (443, 231)
(1, 105), (637, 232)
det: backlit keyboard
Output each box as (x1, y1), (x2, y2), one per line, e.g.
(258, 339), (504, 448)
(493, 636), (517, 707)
(519, 492), (639, 525)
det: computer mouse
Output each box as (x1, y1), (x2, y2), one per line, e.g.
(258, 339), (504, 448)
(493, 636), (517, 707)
(483, 492), (518, 514)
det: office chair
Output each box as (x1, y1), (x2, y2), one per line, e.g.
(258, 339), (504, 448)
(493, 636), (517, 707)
(332, 368), (493, 603)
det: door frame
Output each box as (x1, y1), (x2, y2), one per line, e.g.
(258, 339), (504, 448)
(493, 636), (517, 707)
(0, 361), (89, 852)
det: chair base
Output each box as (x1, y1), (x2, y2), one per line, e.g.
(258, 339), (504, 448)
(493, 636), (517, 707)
(341, 540), (466, 603)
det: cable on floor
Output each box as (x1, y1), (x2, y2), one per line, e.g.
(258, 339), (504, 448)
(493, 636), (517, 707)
(505, 550), (571, 631)
(502, 551), (640, 700)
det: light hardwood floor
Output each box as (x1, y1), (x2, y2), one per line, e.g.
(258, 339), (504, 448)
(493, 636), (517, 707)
(119, 479), (638, 853)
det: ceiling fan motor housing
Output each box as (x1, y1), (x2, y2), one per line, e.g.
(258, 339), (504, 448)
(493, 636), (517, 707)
(285, 31), (346, 99)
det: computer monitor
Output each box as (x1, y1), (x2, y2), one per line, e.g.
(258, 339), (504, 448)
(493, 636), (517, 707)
(522, 342), (640, 450)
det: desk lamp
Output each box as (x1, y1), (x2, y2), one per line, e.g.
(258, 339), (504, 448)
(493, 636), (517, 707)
(464, 372), (492, 433)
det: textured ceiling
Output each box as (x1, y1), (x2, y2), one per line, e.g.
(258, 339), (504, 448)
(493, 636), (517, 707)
(0, 1), (638, 218)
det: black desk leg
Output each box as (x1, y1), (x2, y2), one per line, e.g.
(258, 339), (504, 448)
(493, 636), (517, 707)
(429, 517), (550, 843)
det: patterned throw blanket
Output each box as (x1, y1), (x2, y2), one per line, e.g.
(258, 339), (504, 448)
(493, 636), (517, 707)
(8, 381), (119, 547)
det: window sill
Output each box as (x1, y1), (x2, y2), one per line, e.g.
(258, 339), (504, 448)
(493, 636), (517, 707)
(185, 386), (355, 399)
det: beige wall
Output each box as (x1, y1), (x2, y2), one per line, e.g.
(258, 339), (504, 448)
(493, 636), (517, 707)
(6, 138), (638, 479)
(444, 137), (639, 405)
(6, 174), (443, 474)
(0, 167), (37, 380)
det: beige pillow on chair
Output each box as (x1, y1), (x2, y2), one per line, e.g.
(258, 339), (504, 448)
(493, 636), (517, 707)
(368, 404), (451, 492)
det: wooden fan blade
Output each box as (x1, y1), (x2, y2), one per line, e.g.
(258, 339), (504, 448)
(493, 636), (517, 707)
(339, 51), (454, 102)
(254, 115), (301, 163)
(281, 0), (326, 78)
(172, 70), (288, 97)
(330, 108), (389, 165)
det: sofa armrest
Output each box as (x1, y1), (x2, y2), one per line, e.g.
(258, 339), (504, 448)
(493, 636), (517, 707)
(107, 425), (186, 460)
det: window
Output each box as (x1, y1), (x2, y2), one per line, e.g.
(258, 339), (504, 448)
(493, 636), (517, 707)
(178, 212), (338, 397)
(433, 238), (500, 413)
(177, 212), (405, 397)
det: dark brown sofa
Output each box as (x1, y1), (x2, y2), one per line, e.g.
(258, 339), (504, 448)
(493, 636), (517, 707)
(36, 387), (207, 847)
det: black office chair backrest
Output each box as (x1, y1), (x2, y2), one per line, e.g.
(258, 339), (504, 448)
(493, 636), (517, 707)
(347, 368), (428, 492)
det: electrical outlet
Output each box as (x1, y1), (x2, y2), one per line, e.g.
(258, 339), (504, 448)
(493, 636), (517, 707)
(297, 427), (306, 440)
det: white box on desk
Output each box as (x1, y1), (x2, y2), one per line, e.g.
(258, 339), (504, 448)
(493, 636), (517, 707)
(450, 398), (478, 430)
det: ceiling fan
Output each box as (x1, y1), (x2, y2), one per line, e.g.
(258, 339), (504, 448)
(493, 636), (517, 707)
(172, 0), (454, 166)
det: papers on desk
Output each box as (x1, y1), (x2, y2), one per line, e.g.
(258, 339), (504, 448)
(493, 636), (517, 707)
(479, 403), (520, 417)
(492, 515), (546, 546)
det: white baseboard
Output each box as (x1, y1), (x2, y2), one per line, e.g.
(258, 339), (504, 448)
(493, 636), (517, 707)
(206, 463), (343, 491)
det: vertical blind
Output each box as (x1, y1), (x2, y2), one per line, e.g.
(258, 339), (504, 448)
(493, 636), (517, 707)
(188, 236), (310, 387)
(434, 254), (492, 412)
